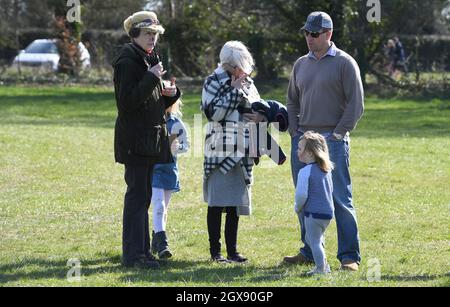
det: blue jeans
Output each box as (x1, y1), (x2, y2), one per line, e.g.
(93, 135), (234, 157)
(291, 132), (361, 264)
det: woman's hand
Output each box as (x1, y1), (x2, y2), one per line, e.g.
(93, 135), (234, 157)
(148, 62), (167, 78)
(231, 75), (247, 90)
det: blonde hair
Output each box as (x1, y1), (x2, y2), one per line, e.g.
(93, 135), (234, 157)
(219, 41), (255, 75)
(299, 131), (334, 173)
(166, 99), (183, 118)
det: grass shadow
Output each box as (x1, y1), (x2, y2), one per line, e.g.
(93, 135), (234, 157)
(117, 258), (302, 285)
(0, 255), (123, 284)
(0, 255), (291, 285)
(379, 273), (450, 282)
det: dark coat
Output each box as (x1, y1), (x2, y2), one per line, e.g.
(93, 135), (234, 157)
(112, 43), (180, 166)
(251, 99), (289, 132)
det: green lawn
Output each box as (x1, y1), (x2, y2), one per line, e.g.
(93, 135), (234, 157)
(0, 85), (449, 287)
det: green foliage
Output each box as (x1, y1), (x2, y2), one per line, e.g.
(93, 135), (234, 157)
(154, 0), (449, 80)
(82, 0), (147, 29)
(1, 1), (449, 79)
(46, 0), (86, 75)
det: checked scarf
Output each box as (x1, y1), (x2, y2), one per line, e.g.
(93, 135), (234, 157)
(201, 67), (255, 185)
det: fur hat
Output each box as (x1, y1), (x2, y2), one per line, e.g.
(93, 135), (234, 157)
(123, 11), (165, 36)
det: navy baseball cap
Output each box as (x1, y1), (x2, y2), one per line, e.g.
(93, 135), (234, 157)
(300, 12), (333, 33)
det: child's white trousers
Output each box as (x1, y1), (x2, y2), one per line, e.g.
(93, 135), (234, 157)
(151, 187), (173, 232)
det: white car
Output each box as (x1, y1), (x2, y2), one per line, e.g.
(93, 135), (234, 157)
(13, 39), (90, 72)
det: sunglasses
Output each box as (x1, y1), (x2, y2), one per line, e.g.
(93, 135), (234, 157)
(302, 30), (329, 38)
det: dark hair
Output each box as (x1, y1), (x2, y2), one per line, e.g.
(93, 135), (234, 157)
(129, 27), (140, 38)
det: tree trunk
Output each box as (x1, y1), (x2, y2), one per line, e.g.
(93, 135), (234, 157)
(415, 36), (421, 83)
(168, 0), (176, 19)
(53, 0), (82, 76)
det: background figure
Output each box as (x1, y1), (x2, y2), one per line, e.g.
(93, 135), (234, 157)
(385, 37), (408, 78)
(394, 36), (408, 75)
(385, 39), (397, 77)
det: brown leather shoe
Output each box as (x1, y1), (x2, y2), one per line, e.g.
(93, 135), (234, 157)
(283, 253), (313, 265)
(341, 259), (359, 271)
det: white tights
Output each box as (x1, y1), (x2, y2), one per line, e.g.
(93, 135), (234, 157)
(151, 187), (173, 233)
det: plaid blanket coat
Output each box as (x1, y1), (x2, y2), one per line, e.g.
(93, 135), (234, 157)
(201, 67), (255, 186)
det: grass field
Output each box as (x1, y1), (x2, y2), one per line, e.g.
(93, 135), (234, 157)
(0, 85), (449, 287)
